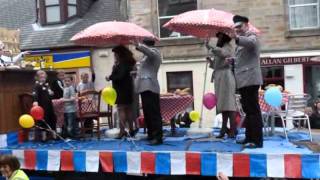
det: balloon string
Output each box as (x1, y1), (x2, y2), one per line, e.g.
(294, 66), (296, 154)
(35, 123), (77, 150)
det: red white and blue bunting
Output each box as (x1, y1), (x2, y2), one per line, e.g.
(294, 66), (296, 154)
(1, 132), (319, 178)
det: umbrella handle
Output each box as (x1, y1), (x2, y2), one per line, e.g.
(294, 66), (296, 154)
(199, 41), (212, 128)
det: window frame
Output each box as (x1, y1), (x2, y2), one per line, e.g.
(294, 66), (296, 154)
(39, 0), (79, 26)
(44, 0), (62, 24)
(261, 66), (285, 90)
(166, 71), (194, 95)
(67, 0), (78, 19)
(288, 0), (320, 30)
(157, 0), (197, 39)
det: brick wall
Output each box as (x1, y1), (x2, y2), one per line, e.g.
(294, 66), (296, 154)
(128, 0), (320, 60)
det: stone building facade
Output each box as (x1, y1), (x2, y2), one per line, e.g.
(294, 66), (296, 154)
(127, 0), (320, 126)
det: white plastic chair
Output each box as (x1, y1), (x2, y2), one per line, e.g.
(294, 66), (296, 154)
(276, 94), (312, 141)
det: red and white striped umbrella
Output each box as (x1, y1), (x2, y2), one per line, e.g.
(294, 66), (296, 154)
(70, 21), (159, 46)
(163, 9), (260, 39)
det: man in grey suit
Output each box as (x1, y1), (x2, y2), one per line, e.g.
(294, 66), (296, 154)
(232, 15), (263, 148)
(135, 38), (163, 145)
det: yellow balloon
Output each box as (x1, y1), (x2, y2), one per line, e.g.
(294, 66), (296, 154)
(102, 87), (117, 106)
(19, 114), (35, 129)
(189, 111), (200, 122)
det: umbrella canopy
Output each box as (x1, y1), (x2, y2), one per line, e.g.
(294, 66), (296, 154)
(70, 21), (159, 46)
(163, 9), (260, 39)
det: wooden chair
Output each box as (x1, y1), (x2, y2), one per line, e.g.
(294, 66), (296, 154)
(78, 90), (102, 139)
(99, 104), (113, 129)
(18, 93), (34, 141)
(19, 93), (33, 114)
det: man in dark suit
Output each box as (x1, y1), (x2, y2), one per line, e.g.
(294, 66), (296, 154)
(50, 70), (64, 99)
(135, 38), (163, 145)
(232, 15), (263, 148)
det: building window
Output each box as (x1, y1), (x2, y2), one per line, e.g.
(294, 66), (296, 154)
(39, 0), (78, 25)
(289, 0), (320, 30)
(261, 66), (285, 89)
(158, 0), (197, 39)
(45, 0), (61, 23)
(167, 71), (194, 95)
(68, 0), (77, 18)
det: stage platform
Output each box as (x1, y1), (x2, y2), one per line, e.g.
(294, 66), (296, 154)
(0, 128), (319, 179)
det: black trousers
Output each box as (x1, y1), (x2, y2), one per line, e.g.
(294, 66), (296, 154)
(141, 91), (163, 140)
(239, 85), (263, 146)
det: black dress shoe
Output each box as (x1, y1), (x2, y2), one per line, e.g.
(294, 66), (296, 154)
(116, 132), (127, 139)
(216, 133), (226, 139)
(149, 139), (163, 145)
(129, 128), (139, 137)
(216, 128), (229, 139)
(147, 136), (153, 141)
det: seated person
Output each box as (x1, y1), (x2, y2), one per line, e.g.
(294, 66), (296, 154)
(77, 72), (95, 94)
(0, 41), (29, 67)
(174, 111), (192, 128)
(309, 99), (320, 129)
(77, 72), (96, 134)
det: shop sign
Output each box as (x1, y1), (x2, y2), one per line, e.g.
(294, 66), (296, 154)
(24, 51), (91, 69)
(260, 56), (318, 66)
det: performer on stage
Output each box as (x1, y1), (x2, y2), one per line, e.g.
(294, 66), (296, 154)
(106, 45), (137, 138)
(135, 38), (163, 145)
(231, 15), (263, 148)
(32, 70), (57, 141)
(0, 41), (29, 67)
(51, 70), (65, 99)
(206, 32), (237, 139)
(62, 76), (78, 139)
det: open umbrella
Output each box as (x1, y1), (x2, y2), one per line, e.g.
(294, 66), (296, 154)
(163, 8), (260, 39)
(164, 9), (260, 128)
(70, 21), (159, 46)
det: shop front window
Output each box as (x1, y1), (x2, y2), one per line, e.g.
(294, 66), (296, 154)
(304, 65), (320, 103)
(261, 66), (285, 89)
(167, 71), (193, 95)
(167, 71), (194, 108)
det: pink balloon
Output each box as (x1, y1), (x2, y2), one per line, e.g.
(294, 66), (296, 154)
(203, 93), (217, 110)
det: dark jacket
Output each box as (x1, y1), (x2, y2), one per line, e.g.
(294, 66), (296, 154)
(109, 62), (134, 105)
(310, 111), (320, 129)
(32, 81), (56, 129)
(50, 78), (64, 99)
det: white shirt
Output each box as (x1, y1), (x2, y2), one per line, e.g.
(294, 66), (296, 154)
(0, 52), (25, 66)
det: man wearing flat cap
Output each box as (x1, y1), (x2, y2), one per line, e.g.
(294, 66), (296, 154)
(135, 38), (163, 145)
(231, 15), (263, 148)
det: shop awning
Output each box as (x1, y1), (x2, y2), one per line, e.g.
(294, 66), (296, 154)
(261, 50), (320, 58)
(260, 50), (320, 66)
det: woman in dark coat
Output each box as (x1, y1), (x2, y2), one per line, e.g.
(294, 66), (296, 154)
(32, 70), (57, 141)
(106, 45), (136, 138)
